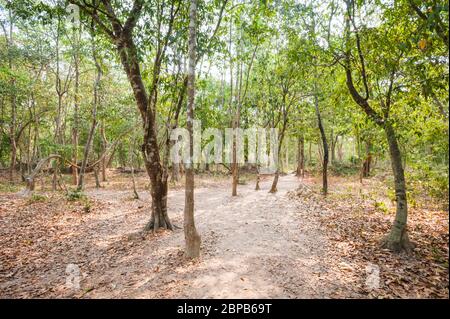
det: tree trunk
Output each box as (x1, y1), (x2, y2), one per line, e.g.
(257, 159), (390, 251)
(331, 132), (338, 165)
(77, 32), (101, 191)
(269, 171), (279, 193)
(100, 122), (107, 181)
(74, 0), (172, 230)
(382, 124), (412, 252)
(343, 0), (411, 252)
(308, 141), (312, 164)
(93, 164), (101, 188)
(130, 147), (139, 199)
(72, 27), (80, 186)
(171, 162), (180, 182)
(315, 93), (328, 195)
(7, 8), (16, 183)
(255, 167), (261, 190)
(184, 0), (201, 258)
(296, 135), (305, 177)
(362, 141), (372, 178)
(270, 95), (289, 193)
(337, 137), (344, 162)
(77, 119), (97, 190)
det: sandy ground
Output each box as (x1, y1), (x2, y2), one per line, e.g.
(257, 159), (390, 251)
(0, 174), (361, 298)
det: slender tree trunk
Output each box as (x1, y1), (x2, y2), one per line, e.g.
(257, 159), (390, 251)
(231, 71), (240, 196)
(7, 7), (16, 182)
(184, 0), (201, 258)
(308, 141), (312, 164)
(255, 167), (261, 190)
(172, 161), (180, 182)
(337, 136), (344, 161)
(93, 164), (101, 188)
(52, 161), (58, 191)
(72, 28), (80, 185)
(331, 132), (338, 165)
(362, 140), (372, 177)
(100, 122), (107, 181)
(130, 147), (139, 199)
(344, 0), (411, 252)
(269, 120), (288, 193)
(314, 92), (328, 195)
(9, 94), (16, 182)
(77, 32), (101, 191)
(296, 135), (305, 177)
(269, 171), (279, 193)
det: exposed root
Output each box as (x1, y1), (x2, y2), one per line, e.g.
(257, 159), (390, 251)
(380, 232), (415, 254)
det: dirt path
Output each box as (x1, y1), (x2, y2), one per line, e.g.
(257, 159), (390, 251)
(81, 174), (344, 298)
(0, 174), (357, 298)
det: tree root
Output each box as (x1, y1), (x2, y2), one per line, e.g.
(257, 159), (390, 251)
(380, 233), (415, 253)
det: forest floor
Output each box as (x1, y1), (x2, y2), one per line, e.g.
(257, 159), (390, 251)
(0, 169), (448, 298)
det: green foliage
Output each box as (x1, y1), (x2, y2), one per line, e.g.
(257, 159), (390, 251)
(374, 200), (389, 214)
(0, 182), (20, 192)
(27, 193), (47, 204)
(66, 189), (86, 202)
(330, 162), (360, 177)
(0, 0), (447, 208)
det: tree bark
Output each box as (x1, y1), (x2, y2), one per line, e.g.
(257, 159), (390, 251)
(184, 0), (201, 258)
(314, 93), (328, 195)
(100, 122), (107, 181)
(381, 124), (412, 251)
(344, 0), (410, 251)
(7, 7), (16, 182)
(78, 29), (101, 191)
(296, 135), (305, 178)
(72, 27), (80, 185)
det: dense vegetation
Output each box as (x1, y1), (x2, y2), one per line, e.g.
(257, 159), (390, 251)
(0, 0), (448, 260)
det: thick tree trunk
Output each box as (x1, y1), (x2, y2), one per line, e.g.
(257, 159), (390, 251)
(117, 30), (172, 232)
(382, 124), (412, 252)
(143, 157), (172, 231)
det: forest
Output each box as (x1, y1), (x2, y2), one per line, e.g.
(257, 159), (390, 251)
(0, 0), (448, 299)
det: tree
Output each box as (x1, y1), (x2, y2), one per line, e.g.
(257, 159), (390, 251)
(342, 0), (414, 251)
(69, 0), (173, 230)
(184, 0), (201, 258)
